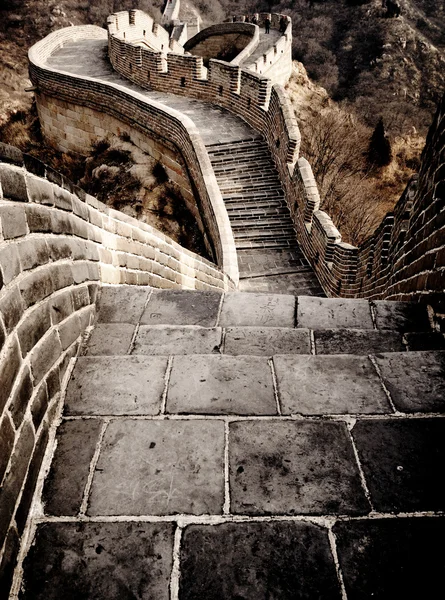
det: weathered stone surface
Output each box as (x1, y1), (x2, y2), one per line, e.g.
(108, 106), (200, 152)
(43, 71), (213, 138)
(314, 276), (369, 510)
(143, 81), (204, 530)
(334, 518), (445, 600)
(97, 286), (150, 323)
(224, 326), (311, 355)
(86, 323), (135, 355)
(19, 269), (54, 308)
(219, 293), (295, 327)
(230, 420), (369, 515)
(88, 419), (225, 515)
(374, 351), (445, 412)
(43, 419), (103, 516)
(66, 356), (167, 415)
(30, 329), (62, 384)
(167, 355), (276, 415)
(9, 365), (33, 427)
(31, 383), (49, 429)
(0, 414), (15, 483)
(17, 238), (50, 271)
(0, 204), (28, 239)
(0, 285), (24, 332)
(0, 244), (21, 285)
(141, 289), (222, 326)
(180, 521), (341, 600)
(17, 303), (51, 357)
(0, 420), (34, 542)
(0, 336), (22, 412)
(297, 297), (374, 329)
(373, 300), (430, 331)
(0, 526), (20, 600)
(0, 165), (28, 201)
(20, 522), (174, 600)
(274, 355), (390, 415)
(352, 418), (445, 512)
(314, 329), (404, 355)
(133, 325), (222, 355)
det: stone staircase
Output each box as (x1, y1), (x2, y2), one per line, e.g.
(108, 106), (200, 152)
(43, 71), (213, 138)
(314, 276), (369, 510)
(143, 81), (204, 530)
(16, 287), (445, 599)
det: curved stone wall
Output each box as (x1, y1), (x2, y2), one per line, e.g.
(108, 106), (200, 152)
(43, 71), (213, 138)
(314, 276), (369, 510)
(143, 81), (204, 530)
(28, 26), (239, 285)
(183, 23), (258, 66)
(0, 145), (232, 589)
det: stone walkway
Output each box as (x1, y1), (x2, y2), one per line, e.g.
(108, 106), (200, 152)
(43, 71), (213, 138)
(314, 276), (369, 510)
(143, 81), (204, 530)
(46, 40), (323, 295)
(16, 287), (445, 599)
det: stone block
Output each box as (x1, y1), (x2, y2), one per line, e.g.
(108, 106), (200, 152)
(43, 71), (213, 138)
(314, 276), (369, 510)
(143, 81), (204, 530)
(96, 286), (150, 324)
(53, 186), (73, 211)
(31, 382), (49, 430)
(88, 419), (225, 515)
(30, 329), (63, 385)
(20, 522), (174, 600)
(17, 303), (51, 357)
(0, 165), (28, 201)
(71, 285), (90, 311)
(334, 518), (445, 600)
(314, 329), (404, 354)
(49, 263), (74, 291)
(133, 325), (222, 355)
(17, 238), (50, 271)
(374, 350), (445, 412)
(180, 521), (341, 600)
(86, 323), (135, 356)
(0, 336), (22, 412)
(25, 204), (52, 232)
(9, 365), (33, 428)
(0, 525), (20, 600)
(15, 424), (49, 535)
(224, 326), (311, 355)
(0, 285), (24, 332)
(49, 289), (74, 325)
(140, 290), (222, 326)
(0, 414), (15, 483)
(297, 297), (373, 329)
(19, 269), (54, 308)
(43, 419), (104, 516)
(65, 356), (168, 416)
(58, 313), (81, 351)
(352, 418), (445, 512)
(273, 354), (390, 414)
(373, 300), (430, 332)
(0, 419), (34, 543)
(0, 204), (28, 239)
(26, 175), (55, 205)
(219, 292), (295, 327)
(230, 420), (370, 515)
(167, 355), (276, 415)
(50, 210), (74, 235)
(0, 244), (21, 285)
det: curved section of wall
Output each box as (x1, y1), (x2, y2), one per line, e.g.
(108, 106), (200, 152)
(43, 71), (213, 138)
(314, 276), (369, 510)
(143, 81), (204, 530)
(183, 23), (258, 66)
(0, 147), (233, 592)
(28, 26), (238, 285)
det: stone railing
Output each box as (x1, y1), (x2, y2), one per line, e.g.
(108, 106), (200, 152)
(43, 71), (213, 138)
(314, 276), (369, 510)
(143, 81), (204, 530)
(28, 25), (239, 285)
(0, 145), (233, 589)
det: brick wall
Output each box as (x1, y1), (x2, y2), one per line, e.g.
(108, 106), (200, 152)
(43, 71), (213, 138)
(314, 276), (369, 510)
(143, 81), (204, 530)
(0, 147), (233, 592)
(28, 25), (239, 285)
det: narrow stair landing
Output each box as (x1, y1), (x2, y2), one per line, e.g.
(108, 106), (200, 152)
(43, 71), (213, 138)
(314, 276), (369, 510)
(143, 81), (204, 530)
(17, 287), (445, 599)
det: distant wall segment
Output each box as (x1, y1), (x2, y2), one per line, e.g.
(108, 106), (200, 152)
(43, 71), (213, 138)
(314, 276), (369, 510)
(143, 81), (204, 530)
(28, 26), (239, 285)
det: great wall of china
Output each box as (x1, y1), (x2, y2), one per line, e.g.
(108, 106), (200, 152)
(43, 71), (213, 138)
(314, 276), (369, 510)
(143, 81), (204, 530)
(0, 3), (444, 596)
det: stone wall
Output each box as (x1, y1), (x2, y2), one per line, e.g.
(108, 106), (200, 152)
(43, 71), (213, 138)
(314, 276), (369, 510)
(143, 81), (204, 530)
(183, 23), (257, 66)
(0, 146), (232, 591)
(28, 25), (239, 285)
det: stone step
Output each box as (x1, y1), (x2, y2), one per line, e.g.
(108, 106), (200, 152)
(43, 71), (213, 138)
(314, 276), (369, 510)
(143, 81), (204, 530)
(227, 208), (290, 220)
(214, 169), (277, 182)
(225, 200), (288, 213)
(223, 191), (285, 203)
(218, 181), (283, 193)
(207, 139), (267, 154)
(216, 173), (279, 186)
(211, 155), (272, 169)
(230, 215), (293, 227)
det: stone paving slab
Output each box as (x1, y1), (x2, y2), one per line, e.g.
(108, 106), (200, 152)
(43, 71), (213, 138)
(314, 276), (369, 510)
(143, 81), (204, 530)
(132, 326), (222, 355)
(20, 521), (174, 600)
(88, 419), (225, 515)
(374, 350), (445, 413)
(219, 293), (295, 327)
(352, 418), (445, 512)
(314, 329), (404, 355)
(273, 355), (390, 415)
(167, 355), (276, 415)
(65, 356), (168, 416)
(43, 419), (103, 516)
(334, 518), (445, 599)
(140, 290), (222, 326)
(297, 297), (374, 329)
(229, 420), (370, 515)
(96, 286), (149, 323)
(179, 521), (341, 600)
(224, 326), (311, 355)
(86, 323), (135, 355)
(372, 300), (430, 331)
